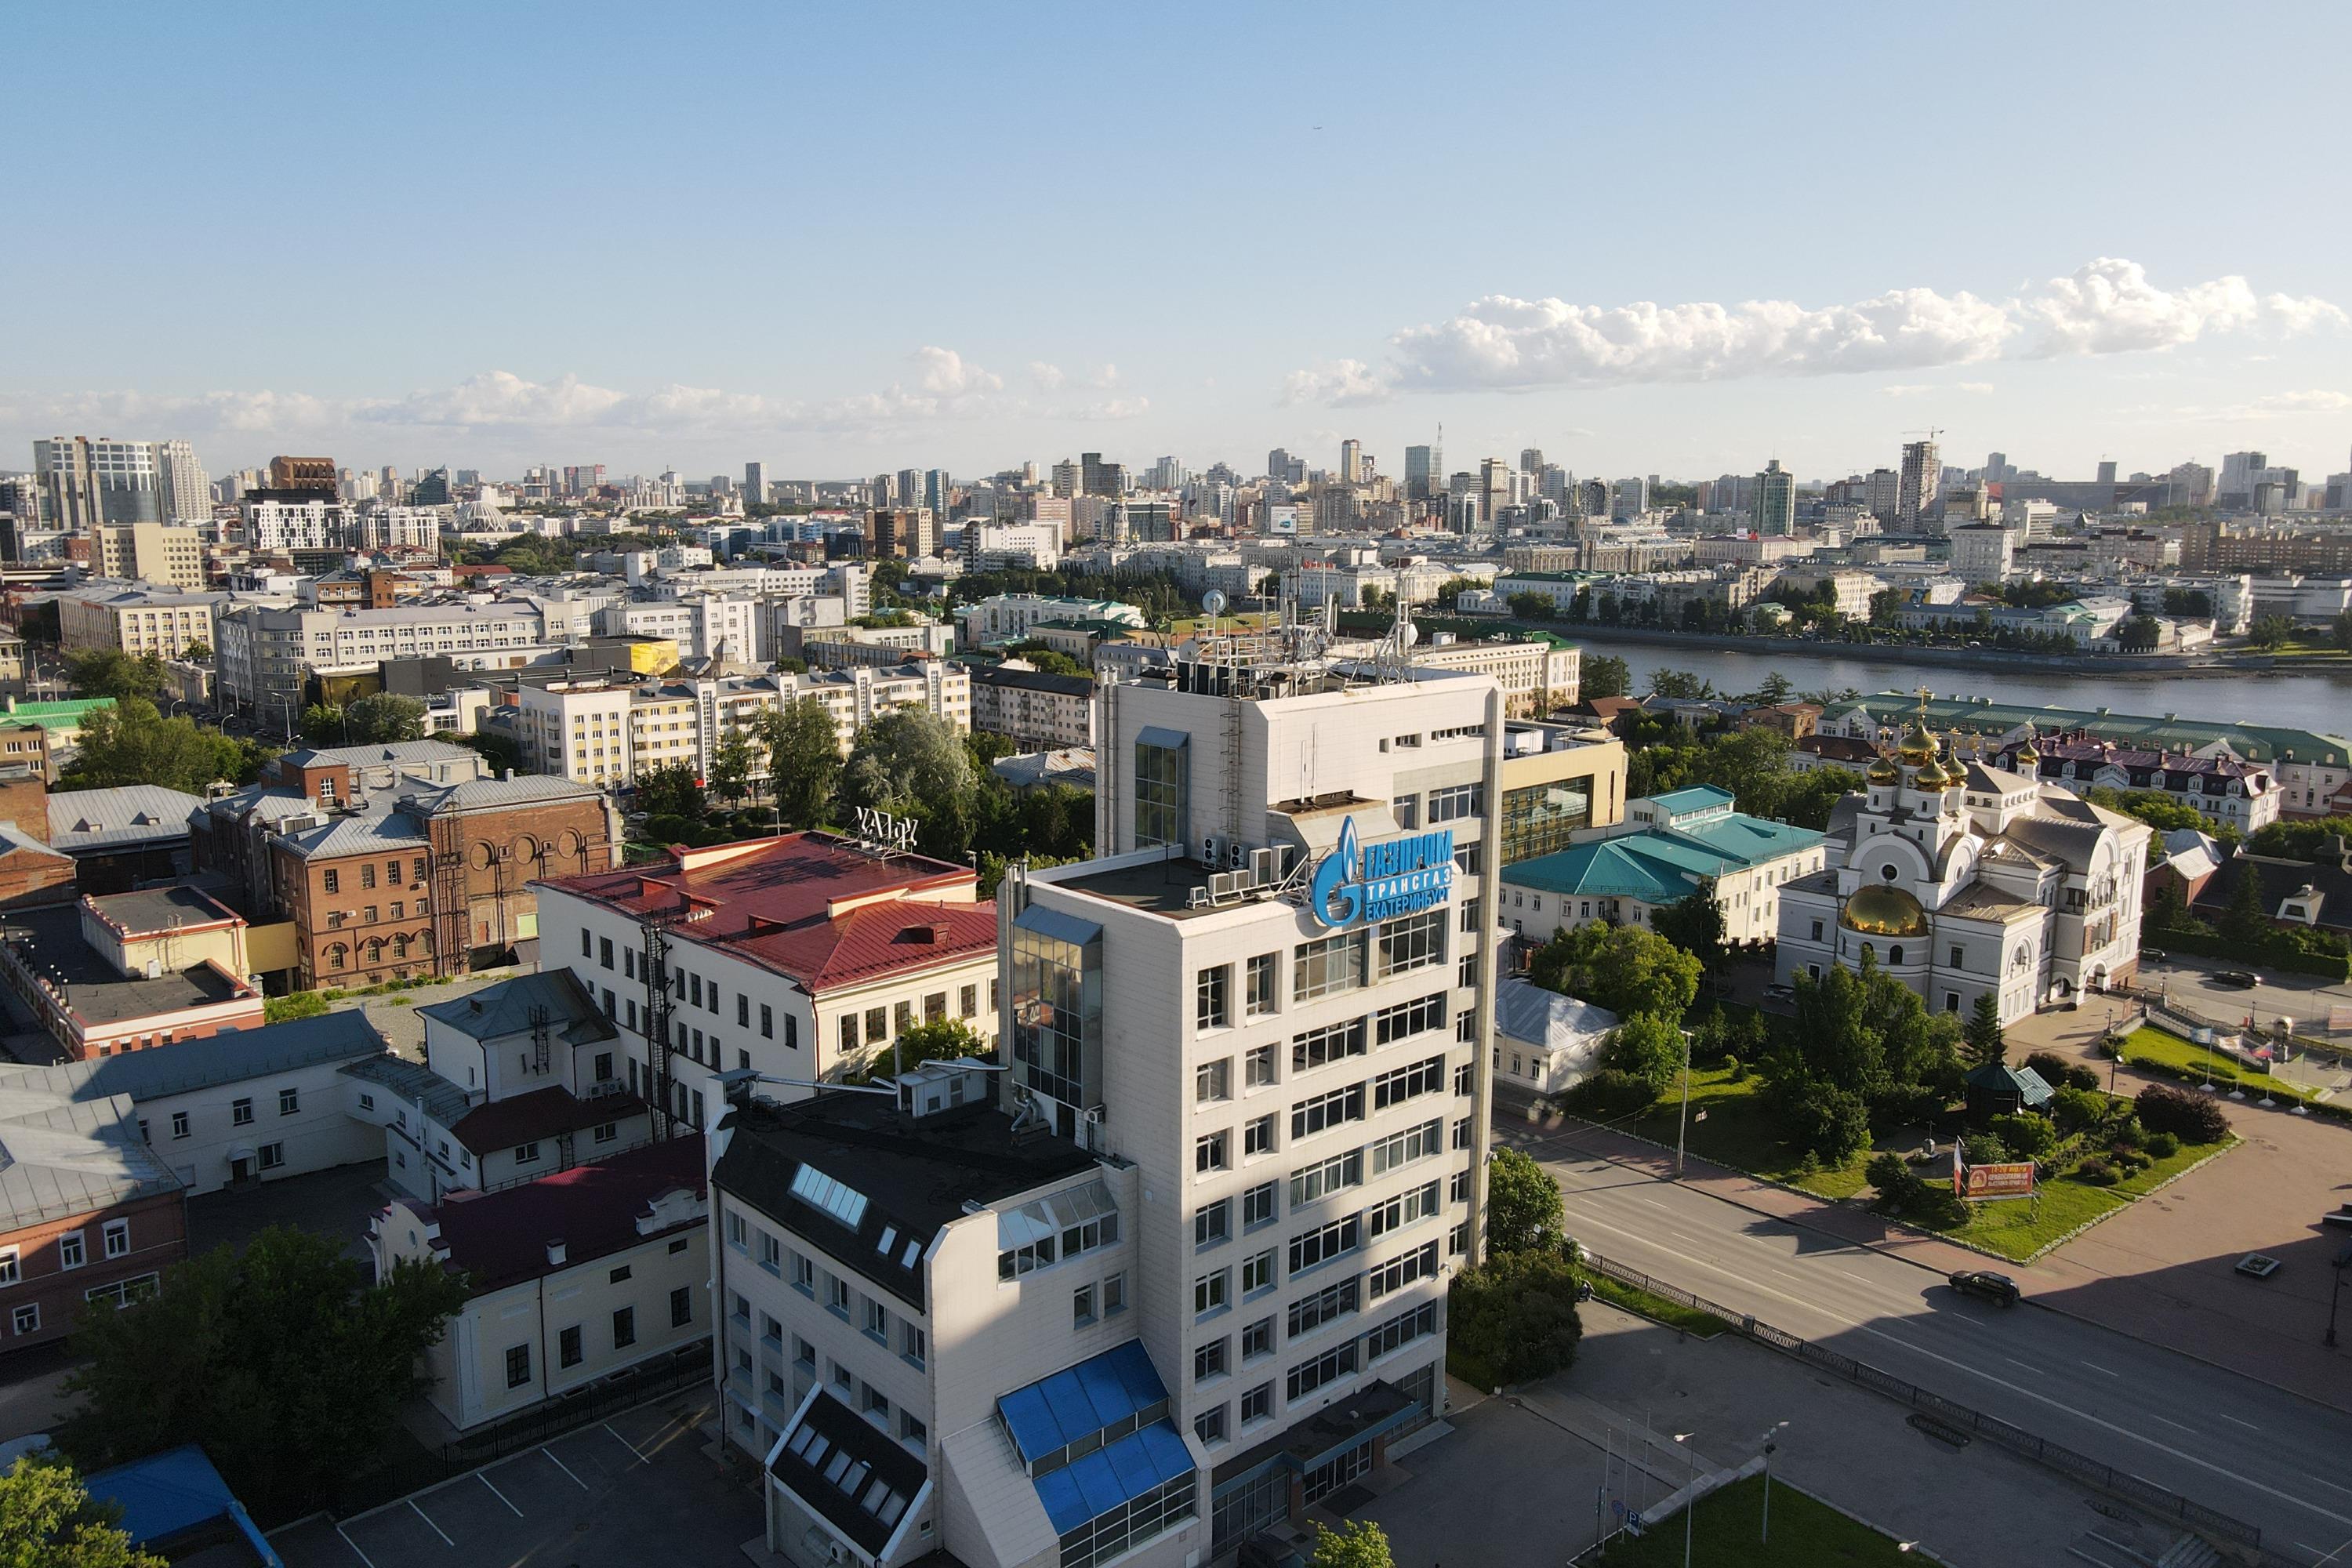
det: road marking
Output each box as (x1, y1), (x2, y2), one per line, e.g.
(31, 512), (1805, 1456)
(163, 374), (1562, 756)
(2002, 1356), (2038, 1372)
(477, 1472), (523, 1517)
(604, 1421), (651, 1465)
(1563, 1207), (2352, 1533)
(2223, 1414), (2263, 1432)
(335, 1525), (379, 1568)
(407, 1499), (454, 1546)
(1835, 1269), (1873, 1284)
(542, 1448), (590, 1490)
(2143, 1412), (2199, 1436)
(2080, 1360), (2121, 1377)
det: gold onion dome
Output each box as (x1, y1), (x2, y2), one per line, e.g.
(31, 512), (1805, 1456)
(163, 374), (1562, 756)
(1842, 883), (1929, 937)
(1866, 753), (1901, 784)
(1913, 757), (1949, 789)
(1896, 718), (1936, 763)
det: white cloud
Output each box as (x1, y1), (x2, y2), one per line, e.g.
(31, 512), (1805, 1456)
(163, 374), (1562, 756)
(2166, 388), (2352, 422)
(1956, 381), (1995, 394)
(1029, 361), (1066, 390)
(1880, 384), (1934, 397)
(1287, 258), (2346, 405)
(0, 348), (1149, 452)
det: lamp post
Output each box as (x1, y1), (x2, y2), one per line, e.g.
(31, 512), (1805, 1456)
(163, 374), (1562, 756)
(1759, 1421), (1789, 1544)
(1676, 1029), (1694, 1178)
(1675, 1431), (1697, 1568)
(2328, 1241), (2351, 1350)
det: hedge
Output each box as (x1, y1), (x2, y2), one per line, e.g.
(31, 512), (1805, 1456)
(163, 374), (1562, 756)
(2143, 924), (2352, 982)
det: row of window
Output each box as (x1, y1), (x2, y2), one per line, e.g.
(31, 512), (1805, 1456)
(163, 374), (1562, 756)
(3, 1272), (161, 1338)
(503, 1290), (690, 1388)
(0, 1218), (133, 1285)
(725, 1214), (930, 1370)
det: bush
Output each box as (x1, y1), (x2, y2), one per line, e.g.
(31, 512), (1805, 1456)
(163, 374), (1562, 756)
(1446, 1250), (1585, 1385)
(2145, 1131), (2182, 1159)
(2051, 1086), (2106, 1134)
(2063, 1064), (2100, 1093)
(1962, 1133), (2009, 1166)
(1722, 1053), (1742, 1080)
(1989, 1112), (2056, 1160)
(2136, 1083), (2229, 1144)
(2023, 1051), (2074, 1084)
(2074, 1156), (2120, 1186)
(1564, 1069), (1660, 1120)
(1865, 1151), (1923, 1211)
(1782, 1083), (1871, 1164)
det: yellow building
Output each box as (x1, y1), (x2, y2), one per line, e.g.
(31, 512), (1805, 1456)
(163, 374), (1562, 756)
(94, 524), (206, 590)
(1497, 719), (1628, 865)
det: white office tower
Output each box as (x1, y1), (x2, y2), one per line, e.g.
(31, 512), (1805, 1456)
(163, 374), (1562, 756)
(708, 643), (1502, 1568)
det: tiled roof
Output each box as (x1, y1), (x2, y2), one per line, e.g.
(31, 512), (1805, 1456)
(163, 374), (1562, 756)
(421, 1133), (704, 1292)
(400, 775), (603, 814)
(449, 1085), (645, 1154)
(733, 899), (997, 992)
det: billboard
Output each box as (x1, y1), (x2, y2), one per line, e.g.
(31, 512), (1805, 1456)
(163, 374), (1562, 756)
(1308, 816), (1454, 930)
(1956, 1160), (2037, 1201)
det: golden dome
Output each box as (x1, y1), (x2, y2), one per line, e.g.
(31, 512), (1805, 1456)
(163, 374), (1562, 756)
(1842, 883), (1929, 937)
(1866, 754), (1900, 785)
(1912, 757), (1948, 789)
(1896, 717), (1936, 763)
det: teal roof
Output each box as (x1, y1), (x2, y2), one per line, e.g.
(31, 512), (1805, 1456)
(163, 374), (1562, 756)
(1504, 815), (1825, 906)
(1647, 785), (1736, 815)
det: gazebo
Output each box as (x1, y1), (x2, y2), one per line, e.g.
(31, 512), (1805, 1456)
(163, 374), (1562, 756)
(1963, 1060), (2055, 1123)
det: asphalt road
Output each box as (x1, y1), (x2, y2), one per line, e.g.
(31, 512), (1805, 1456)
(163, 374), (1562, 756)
(2138, 953), (2352, 1042)
(1520, 1124), (2352, 1566)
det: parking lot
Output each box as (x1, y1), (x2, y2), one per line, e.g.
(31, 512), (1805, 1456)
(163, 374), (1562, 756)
(272, 1395), (761, 1568)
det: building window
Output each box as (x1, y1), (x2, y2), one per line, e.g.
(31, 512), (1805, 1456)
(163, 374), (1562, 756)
(612, 1307), (637, 1349)
(609, 1264), (632, 1285)
(1241, 1382), (1272, 1424)
(1290, 1083), (1365, 1141)
(1196, 1130), (1230, 1173)
(1294, 931), (1363, 1001)
(170, 1112), (189, 1139)
(1243, 1113), (1276, 1157)
(1194, 1338), (1229, 1384)
(1242, 1180), (1279, 1230)
(1287, 1214), (1361, 1276)
(278, 1087), (299, 1116)
(1241, 1249), (1275, 1296)
(1427, 782), (1484, 822)
(1134, 739), (1188, 847)
(760, 1004), (773, 1039)
(670, 1287), (693, 1328)
(516, 1141), (541, 1165)
(324, 869), (339, 894)
(1291, 1148), (1364, 1207)
(1245, 1044), (1276, 1089)
(559, 1325), (583, 1367)
(259, 1143), (284, 1171)
(1195, 1199), (1231, 1249)
(101, 1220), (129, 1259)
(1287, 1342), (1359, 1403)
(1375, 909), (1447, 980)
(1287, 1276), (1361, 1339)
(1243, 952), (1279, 1018)
(1195, 1404), (1228, 1445)
(1196, 1058), (1232, 1104)
(1194, 1268), (1229, 1316)
(1291, 1018), (1367, 1073)
(10, 1304), (38, 1336)
(506, 1344), (532, 1388)
(1195, 965), (1230, 1031)
(231, 1098), (253, 1126)
(1073, 1283), (1097, 1326)
(1102, 1272), (1126, 1317)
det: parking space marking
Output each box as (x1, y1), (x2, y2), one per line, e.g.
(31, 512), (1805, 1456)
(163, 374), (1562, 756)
(335, 1525), (379, 1568)
(408, 1498), (454, 1546)
(604, 1421), (651, 1466)
(541, 1446), (591, 1490)
(478, 1472), (524, 1517)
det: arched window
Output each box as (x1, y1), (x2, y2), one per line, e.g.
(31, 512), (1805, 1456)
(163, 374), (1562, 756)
(327, 944), (347, 971)
(1889, 946), (1904, 966)
(1861, 942), (1876, 963)
(394, 934), (410, 959)
(364, 939), (384, 966)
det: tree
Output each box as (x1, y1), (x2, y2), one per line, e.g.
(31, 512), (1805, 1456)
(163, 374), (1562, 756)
(1753, 670), (1795, 705)
(60, 649), (165, 702)
(1602, 1012), (1686, 1094)
(343, 693), (426, 745)
(1962, 990), (2007, 1069)
(2248, 614), (2296, 651)
(1646, 667), (1716, 700)
(1650, 882), (1726, 970)
(180, 639), (211, 664)
(1446, 1248), (1584, 1385)
(1484, 1146), (1564, 1258)
(841, 709), (976, 857)
(709, 724), (758, 806)
(0, 1454), (165, 1568)
(58, 1226), (469, 1523)
(1308, 1520), (1394, 1568)
(2114, 614), (2164, 652)
(2219, 859), (2270, 947)
(1507, 591), (1555, 622)
(59, 699), (243, 795)
(2136, 1083), (2229, 1144)
(847, 1017), (988, 1082)
(1527, 924), (1701, 1020)
(633, 763), (706, 822)
(1865, 1150), (1925, 1212)
(2333, 609), (2352, 652)
(1581, 654), (1632, 700)
(759, 698), (844, 830)
(451, 728), (521, 775)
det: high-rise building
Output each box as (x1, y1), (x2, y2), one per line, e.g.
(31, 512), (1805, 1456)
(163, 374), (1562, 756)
(1479, 458), (1513, 524)
(1080, 452), (1125, 498)
(412, 469), (452, 506)
(1896, 439), (1940, 531)
(1403, 445), (1437, 502)
(1863, 468), (1900, 522)
(1519, 448), (1544, 479)
(1610, 475), (1648, 521)
(743, 461), (767, 506)
(93, 523), (206, 588)
(1339, 439), (1363, 485)
(266, 456), (336, 498)
(2095, 459), (2118, 486)
(1984, 451), (2009, 484)
(33, 437), (197, 529)
(157, 439), (209, 521)
(1751, 459), (1797, 537)
(924, 468), (951, 518)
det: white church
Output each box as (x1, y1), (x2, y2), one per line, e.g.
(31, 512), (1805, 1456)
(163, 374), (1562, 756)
(1775, 717), (2151, 1025)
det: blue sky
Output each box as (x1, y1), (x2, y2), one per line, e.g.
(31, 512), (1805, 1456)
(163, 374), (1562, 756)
(6, 1), (2349, 484)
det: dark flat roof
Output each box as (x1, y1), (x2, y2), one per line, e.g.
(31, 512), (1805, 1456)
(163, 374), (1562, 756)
(1056, 857), (1275, 920)
(0, 904), (252, 1026)
(85, 884), (243, 938)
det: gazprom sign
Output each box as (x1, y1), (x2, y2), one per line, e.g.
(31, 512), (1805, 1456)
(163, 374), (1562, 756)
(1308, 816), (1455, 929)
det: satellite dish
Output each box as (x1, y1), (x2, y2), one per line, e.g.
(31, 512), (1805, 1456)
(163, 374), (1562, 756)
(1202, 590), (1228, 617)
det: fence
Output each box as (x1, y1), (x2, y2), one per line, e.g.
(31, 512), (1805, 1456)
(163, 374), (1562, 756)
(325, 1342), (712, 1520)
(1575, 1250), (2267, 1555)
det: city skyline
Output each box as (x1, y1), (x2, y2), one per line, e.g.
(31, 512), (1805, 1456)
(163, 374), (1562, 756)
(5, 2), (2349, 478)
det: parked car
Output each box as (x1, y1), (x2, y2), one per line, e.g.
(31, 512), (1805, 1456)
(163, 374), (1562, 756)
(1947, 1269), (2020, 1306)
(1763, 982), (1796, 1002)
(2212, 971), (2259, 989)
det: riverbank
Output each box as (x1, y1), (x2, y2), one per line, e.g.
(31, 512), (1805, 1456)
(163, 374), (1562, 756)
(1478, 618), (2285, 679)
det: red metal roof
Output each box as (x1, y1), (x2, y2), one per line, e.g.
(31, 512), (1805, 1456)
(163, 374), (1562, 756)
(536, 832), (992, 994)
(450, 1085), (647, 1153)
(424, 1134), (705, 1292)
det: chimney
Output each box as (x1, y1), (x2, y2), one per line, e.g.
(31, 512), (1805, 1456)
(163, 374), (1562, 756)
(546, 1239), (566, 1265)
(502, 768), (514, 782)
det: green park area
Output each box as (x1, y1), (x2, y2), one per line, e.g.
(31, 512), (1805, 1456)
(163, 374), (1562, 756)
(1592, 1474), (1919, 1567)
(2118, 1024), (2330, 1108)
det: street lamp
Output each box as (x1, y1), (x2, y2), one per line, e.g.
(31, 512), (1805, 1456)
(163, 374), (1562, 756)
(1676, 1029), (1694, 1178)
(1675, 1431), (1698, 1568)
(2328, 1241), (2351, 1350)
(1759, 1421), (1789, 1544)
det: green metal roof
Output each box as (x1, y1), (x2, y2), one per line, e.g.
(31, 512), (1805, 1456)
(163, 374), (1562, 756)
(1860, 693), (2350, 768)
(1503, 813), (1824, 906)
(5, 698), (114, 731)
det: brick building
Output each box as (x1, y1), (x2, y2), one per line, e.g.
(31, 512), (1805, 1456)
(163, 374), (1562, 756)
(0, 1090), (185, 1350)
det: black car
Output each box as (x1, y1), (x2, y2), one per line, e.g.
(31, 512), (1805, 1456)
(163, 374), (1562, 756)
(2212, 971), (2259, 989)
(1947, 1269), (2020, 1306)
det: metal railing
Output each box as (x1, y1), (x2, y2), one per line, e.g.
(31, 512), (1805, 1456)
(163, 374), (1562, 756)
(1577, 1250), (2265, 1554)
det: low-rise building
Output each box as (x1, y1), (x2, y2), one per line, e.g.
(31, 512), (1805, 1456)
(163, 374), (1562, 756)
(0, 1011), (388, 1194)
(967, 663), (1096, 750)
(372, 1132), (708, 1431)
(56, 584), (222, 659)
(2004, 735), (2281, 833)
(0, 1087), (185, 1349)
(0, 887), (264, 1060)
(1491, 978), (1617, 1098)
(46, 784), (204, 894)
(1412, 633), (1580, 717)
(960, 594), (1145, 648)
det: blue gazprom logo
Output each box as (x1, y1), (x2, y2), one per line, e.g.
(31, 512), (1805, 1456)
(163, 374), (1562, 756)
(1308, 816), (1455, 929)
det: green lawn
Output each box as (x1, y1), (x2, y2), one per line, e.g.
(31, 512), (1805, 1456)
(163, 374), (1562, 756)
(1617, 1065), (1881, 1200)
(2120, 1025), (2321, 1105)
(1593, 1474), (1918, 1566)
(1586, 1274), (1733, 1338)
(1904, 1130), (2235, 1261)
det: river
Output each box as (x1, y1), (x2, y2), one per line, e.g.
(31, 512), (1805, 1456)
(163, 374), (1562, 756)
(1570, 637), (2352, 735)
